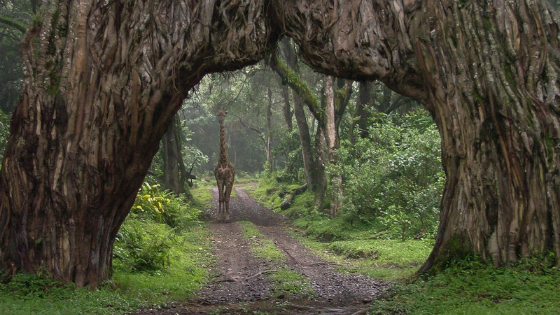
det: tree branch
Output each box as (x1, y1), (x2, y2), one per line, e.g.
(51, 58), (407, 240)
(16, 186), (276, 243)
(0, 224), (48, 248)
(268, 52), (322, 121)
(0, 16), (27, 34)
(231, 113), (266, 146)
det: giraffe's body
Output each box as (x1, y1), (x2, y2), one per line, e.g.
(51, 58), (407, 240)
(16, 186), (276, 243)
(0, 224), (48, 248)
(214, 110), (235, 222)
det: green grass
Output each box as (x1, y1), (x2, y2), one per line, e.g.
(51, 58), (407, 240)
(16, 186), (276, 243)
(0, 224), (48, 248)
(326, 239), (433, 280)
(0, 224), (213, 315)
(0, 274), (143, 315)
(269, 268), (315, 299)
(191, 182), (214, 206)
(238, 221), (285, 263)
(236, 220), (313, 301)
(373, 261), (560, 314)
(288, 229), (431, 281)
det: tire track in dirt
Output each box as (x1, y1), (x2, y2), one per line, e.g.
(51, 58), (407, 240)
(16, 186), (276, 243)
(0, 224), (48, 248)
(195, 222), (275, 304)
(129, 186), (388, 314)
(258, 225), (389, 304)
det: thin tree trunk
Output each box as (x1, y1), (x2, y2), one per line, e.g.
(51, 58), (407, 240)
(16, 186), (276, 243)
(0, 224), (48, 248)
(266, 86), (273, 171)
(355, 81), (373, 139)
(375, 85), (393, 113)
(269, 50), (320, 190)
(280, 84), (293, 131)
(313, 126), (328, 212)
(279, 38), (294, 132)
(163, 116), (186, 195)
(293, 94), (315, 190)
(324, 76), (342, 217)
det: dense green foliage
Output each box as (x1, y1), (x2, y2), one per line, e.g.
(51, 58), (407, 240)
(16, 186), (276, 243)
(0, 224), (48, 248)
(336, 111), (444, 240)
(114, 183), (201, 272)
(253, 110), (443, 242)
(0, 273), (143, 315)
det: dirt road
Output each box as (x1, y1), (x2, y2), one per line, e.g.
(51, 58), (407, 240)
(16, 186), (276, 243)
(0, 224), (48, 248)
(130, 186), (388, 314)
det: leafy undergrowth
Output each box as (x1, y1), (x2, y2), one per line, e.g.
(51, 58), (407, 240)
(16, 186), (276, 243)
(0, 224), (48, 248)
(289, 230), (431, 281)
(372, 260), (560, 315)
(0, 184), (214, 315)
(249, 175), (433, 281)
(113, 224), (213, 305)
(0, 273), (143, 315)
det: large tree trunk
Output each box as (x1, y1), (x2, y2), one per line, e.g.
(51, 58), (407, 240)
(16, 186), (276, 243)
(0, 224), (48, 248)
(162, 116), (187, 195)
(0, 0), (277, 287)
(416, 1), (560, 271)
(274, 0), (560, 269)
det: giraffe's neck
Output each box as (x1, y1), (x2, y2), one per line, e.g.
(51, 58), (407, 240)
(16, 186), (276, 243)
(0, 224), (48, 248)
(219, 120), (229, 164)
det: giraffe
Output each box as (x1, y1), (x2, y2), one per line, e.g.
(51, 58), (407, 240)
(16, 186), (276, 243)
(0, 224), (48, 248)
(214, 110), (236, 222)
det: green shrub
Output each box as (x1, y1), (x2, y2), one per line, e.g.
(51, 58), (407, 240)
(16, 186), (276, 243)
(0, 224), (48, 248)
(132, 182), (201, 228)
(372, 259), (560, 314)
(2, 273), (70, 298)
(114, 181), (203, 272)
(113, 219), (175, 272)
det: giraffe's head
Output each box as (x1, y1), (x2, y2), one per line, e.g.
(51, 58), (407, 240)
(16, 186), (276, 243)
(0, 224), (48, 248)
(217, 109), (227, 124)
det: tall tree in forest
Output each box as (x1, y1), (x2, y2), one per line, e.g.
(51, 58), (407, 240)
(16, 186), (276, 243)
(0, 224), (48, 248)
(354, 81), (374, 139)
(270, 42), (320, 191)
(0, 0), (32, 113)
(0, 0), (559, 287)
(271, 45), (352, 214)
(162, 115), (189, 195)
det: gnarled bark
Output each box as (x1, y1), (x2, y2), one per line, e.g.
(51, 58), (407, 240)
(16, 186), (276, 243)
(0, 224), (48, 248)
(272, 0), (560, 269)
(0, 0), (278, 287)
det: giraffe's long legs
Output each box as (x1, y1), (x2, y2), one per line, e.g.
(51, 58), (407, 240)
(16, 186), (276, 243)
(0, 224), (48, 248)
(216, 181), (225, 221)
(224, 184), (233, 222)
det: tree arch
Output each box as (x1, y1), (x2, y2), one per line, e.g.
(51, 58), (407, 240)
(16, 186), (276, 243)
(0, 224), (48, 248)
(0, 0), (559, 287)
(272, 0), (560, 271)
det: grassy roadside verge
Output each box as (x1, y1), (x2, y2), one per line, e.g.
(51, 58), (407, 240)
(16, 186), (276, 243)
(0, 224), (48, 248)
(248, 176), (560, 314)
(0, 184), (215, 315)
